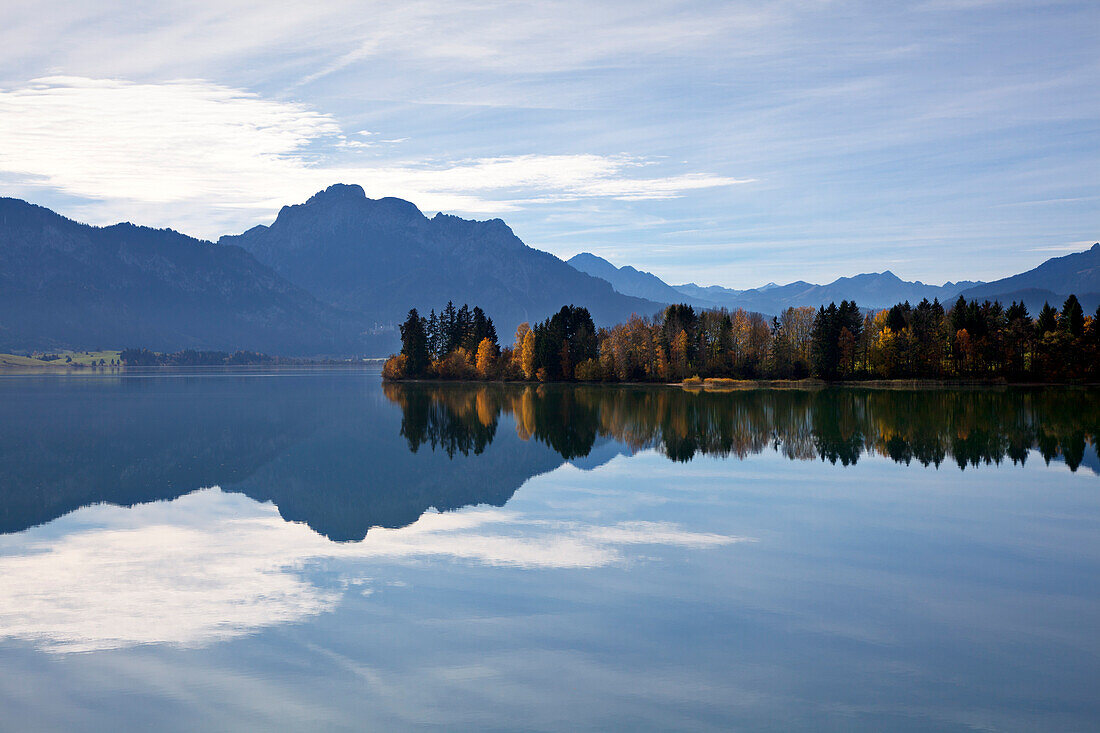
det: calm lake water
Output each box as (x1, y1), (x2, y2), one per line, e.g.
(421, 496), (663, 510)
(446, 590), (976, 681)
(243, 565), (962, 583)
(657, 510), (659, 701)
(0, 369), (1098, 731)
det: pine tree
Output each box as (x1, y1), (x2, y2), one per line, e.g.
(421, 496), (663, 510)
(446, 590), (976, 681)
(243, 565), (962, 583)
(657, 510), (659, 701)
(485, 317), (498, 347)
(470, 306), (489, 351)
(457, 304), (472, 351)
(1037, 302), (1058, 335)
(441, 301), (458, 354)
(399, 308), (430, 377)
(1061, 294), (1084, 337)
(426, 309), (439, 359)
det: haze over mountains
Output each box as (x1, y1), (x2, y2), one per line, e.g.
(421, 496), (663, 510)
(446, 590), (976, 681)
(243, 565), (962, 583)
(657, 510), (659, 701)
(1, 185), (1097, 356)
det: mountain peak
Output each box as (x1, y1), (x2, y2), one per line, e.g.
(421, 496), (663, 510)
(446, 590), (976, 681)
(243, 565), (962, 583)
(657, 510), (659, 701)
(569, 252), (606, 263)
(272, 186), (425, 228)
(307, 183), (366, 204)
(301, 185), (423, 220)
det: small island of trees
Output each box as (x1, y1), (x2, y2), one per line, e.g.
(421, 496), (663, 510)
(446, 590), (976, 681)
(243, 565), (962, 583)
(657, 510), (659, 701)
(383, 295), (1099, 383)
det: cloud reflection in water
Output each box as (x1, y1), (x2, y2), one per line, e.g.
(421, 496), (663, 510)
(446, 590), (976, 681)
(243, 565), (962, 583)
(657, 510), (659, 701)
(0, 487), (741, 653)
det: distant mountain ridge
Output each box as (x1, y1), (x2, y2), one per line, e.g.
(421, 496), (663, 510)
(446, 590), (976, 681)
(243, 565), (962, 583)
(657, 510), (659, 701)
(678, 271), (986, 315)
(567, 252), (718, 307)
(566, 245), (1100, 317)
(959, 243), (1100, 313)
(567, 251), (985, 315)
(0, 197), (363, 355)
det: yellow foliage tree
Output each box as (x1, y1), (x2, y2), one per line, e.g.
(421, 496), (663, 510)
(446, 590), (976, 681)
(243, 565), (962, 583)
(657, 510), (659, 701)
(437, 347), (474, 379)
(655, 344), (670, 381)
(381, 353), (407, 380)
(671, 329), (690, 379)
(521, 330), (537, 379)
(476, 337), (497, 378)
(869, 309), (900, 377)
(513, 322), (530, 366)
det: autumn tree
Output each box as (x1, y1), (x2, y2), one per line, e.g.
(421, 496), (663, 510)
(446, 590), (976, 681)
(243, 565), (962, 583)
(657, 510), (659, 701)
(476, 337), (498, 378)
(381, 353), (407, 380)
(521, 329), (537, 379)
(670, 329), (690, 379)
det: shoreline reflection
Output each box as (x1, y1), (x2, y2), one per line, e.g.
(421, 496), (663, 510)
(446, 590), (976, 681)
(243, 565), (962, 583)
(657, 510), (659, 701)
(386, 383), (1100, 471)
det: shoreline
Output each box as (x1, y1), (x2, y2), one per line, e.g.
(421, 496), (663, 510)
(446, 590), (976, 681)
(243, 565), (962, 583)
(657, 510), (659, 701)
(0, 361), (387, 376)
(383, 377), (1100, 389)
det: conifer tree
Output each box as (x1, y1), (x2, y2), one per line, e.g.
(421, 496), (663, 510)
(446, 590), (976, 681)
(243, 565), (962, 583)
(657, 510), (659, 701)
(399, 308), (430, 377)
(1061, 294), (1084, 337)
(1037, 302), (1058, 335)
(426, 309), (440, 359)
(456, 304), (472, 350)
(441, 301), (458, 353)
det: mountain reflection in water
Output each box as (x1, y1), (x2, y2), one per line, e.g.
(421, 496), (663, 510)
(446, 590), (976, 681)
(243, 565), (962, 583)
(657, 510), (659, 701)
(0, 375), (1095, 544)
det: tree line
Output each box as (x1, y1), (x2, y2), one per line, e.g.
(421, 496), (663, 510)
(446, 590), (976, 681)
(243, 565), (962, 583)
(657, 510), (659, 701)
(120, 348), (277, 366)
(386, 293), (1099, 383)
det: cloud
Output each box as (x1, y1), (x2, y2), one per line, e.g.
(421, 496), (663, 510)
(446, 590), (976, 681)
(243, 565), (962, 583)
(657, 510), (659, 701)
(0, 76), (743, 237)
(1025, 242), (1096, 253)
(0, 488), (743, 653)
(0, 2), (790, 84)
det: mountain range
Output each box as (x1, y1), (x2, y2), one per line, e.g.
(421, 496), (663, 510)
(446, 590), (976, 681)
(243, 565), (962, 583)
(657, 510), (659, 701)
(0, 197), (363, 355)
(1, 185), (1097, 356)
(570, 253), (985, 313)
(571, 247), (1100, 316)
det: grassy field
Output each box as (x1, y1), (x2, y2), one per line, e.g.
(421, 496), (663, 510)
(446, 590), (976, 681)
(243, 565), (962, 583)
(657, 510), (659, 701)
(0, 350), (122, 370)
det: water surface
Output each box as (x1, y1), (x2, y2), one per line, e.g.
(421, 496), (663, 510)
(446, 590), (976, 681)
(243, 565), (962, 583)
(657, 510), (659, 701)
(0, 370), (1097, 731)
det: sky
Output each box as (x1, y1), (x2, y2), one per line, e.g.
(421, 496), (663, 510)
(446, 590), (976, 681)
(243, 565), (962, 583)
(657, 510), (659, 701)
(0, 1), (1097, 288)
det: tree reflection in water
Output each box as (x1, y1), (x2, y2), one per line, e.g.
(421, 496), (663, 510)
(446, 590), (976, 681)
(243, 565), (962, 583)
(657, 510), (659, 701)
(385, 383), (1100, 471)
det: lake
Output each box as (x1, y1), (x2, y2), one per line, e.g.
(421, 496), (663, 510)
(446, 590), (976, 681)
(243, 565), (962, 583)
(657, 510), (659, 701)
(0, 369), (1097, 731)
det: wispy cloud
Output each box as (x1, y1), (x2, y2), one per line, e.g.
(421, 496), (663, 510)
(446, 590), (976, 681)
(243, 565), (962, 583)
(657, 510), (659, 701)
(1025, 242), (1097, 253)
(0, 76), (742, 237)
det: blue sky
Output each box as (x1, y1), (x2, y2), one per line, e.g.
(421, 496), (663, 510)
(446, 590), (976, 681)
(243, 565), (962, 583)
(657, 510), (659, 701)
(0, 1), (1096, 288)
